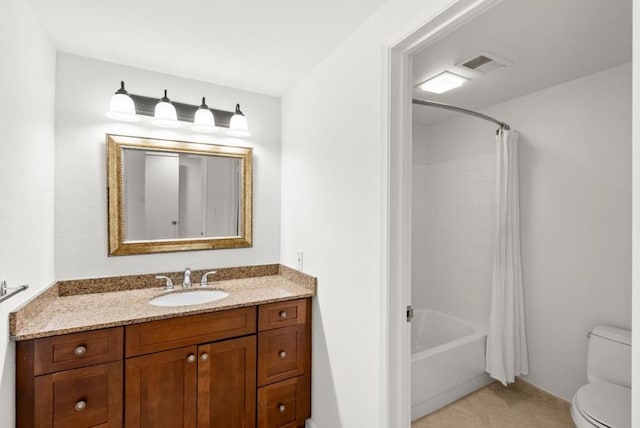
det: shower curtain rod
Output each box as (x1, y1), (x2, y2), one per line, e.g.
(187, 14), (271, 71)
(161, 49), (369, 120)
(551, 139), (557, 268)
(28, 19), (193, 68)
(412, 98), (511, 131)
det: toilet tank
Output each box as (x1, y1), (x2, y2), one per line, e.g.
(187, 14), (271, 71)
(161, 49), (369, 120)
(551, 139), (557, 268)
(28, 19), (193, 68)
(587, 326), (631, 388)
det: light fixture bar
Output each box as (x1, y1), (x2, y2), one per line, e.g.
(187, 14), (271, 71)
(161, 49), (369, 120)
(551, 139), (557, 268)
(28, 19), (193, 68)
(129, 94), (234, 128)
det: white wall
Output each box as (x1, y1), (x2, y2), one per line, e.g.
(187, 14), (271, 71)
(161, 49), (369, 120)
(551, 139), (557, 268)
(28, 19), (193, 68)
(413, 63), (632, 401)
(55, 53), (282, 279)
(0, 0), (56, 425)
(280, 1), (454, 426)
(632, 2), (640, 425)
(412, 150), (496, 327)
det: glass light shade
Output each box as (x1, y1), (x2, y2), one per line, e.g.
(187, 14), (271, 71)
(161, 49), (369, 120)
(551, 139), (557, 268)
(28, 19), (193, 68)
(106, 81), (139, 122)
(152, 90), (180, 128)
(191, 97), (217, 133)
(226, 104), (251, 137)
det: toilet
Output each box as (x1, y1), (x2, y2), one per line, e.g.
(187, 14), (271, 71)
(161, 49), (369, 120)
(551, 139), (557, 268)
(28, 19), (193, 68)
(571, 326), (631, 428)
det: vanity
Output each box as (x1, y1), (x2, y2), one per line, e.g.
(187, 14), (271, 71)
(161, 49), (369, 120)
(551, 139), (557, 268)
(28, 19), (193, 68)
(10, 265), (315, 428)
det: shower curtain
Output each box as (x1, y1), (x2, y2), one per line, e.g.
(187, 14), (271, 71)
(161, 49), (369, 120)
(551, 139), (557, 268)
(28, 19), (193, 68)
(485, 130), (529, 386)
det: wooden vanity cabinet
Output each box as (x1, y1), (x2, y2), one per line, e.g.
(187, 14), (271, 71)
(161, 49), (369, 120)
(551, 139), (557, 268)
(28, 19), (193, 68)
(16, 299), (311, 428)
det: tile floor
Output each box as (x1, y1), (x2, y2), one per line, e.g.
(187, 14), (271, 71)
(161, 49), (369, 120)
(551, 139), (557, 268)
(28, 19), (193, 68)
(411, 383), (574, 428)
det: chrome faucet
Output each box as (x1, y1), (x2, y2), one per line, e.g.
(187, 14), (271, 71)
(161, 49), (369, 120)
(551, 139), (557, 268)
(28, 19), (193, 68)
(183, 268), (192, 288)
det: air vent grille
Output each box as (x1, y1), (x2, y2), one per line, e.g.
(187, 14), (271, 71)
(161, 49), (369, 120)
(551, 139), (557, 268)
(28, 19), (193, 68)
(457, 52), (510, 74)
(461, 55), (493, 70)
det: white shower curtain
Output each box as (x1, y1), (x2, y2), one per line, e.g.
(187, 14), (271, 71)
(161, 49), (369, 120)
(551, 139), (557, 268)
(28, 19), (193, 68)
(485, 130), (529, 386)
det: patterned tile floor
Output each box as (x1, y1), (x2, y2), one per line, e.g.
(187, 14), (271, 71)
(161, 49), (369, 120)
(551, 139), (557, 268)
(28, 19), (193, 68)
(412, 383), (574, 428)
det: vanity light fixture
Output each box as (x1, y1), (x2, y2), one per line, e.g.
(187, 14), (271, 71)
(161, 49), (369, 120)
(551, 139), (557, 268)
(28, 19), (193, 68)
(152, 89), (180, 128)
(227, 104), (251, 137)
(105, 84), (251, 137)
(191, 97), (218, 133)
(106, 81), (140, 122)
(419, 71), (469, 94)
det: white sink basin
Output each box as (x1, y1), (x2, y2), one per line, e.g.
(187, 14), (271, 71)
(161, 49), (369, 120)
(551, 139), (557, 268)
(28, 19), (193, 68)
(149, 289), (229, 307)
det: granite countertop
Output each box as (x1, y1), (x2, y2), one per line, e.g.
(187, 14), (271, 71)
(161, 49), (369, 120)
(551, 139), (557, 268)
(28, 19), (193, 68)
(10, 264), (316, 341)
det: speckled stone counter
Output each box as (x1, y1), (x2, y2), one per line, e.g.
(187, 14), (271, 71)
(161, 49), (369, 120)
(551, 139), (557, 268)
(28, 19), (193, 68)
(9, 264), (316, 340)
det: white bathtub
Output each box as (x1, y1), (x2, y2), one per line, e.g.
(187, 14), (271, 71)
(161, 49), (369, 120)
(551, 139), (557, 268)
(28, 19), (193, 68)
(411, 309), (492, 421)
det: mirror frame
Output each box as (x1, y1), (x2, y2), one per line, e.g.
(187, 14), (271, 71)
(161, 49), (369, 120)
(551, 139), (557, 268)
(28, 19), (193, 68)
(107, 134), (252, 256)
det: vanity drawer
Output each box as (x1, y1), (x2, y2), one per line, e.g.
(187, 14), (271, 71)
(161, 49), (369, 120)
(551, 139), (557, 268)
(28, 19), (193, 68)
(258, 299), (307, 331)
(34, 361), (123, 428)
(257, 376), (309, 428)
(258, 325), (306, 386)
(125, 306), (256, 357)
(33, 327), (123, 376)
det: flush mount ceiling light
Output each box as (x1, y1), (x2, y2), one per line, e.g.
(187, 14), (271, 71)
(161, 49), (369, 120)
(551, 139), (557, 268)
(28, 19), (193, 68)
(419, 71), (469, 94)
(227, 104), (251, 138)
(191, 97), (218, 133)
(152, 89), (180, 128)
(106, 81), (140, 122)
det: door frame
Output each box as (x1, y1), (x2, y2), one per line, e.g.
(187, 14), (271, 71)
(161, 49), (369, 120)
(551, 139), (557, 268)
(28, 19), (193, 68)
(383, 1), (506, 426)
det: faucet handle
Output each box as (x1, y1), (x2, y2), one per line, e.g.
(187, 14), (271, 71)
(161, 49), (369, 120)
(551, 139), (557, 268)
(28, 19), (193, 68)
(200, 271), (218, 287)
(155, 275), (174, 291)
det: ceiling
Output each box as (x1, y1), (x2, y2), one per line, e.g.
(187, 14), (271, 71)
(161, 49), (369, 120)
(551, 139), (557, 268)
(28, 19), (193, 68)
(28, 0), (385, 97)
(412, 0), (632, 127)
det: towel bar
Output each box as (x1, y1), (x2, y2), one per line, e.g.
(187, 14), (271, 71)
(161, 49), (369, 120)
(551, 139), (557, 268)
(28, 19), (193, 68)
(0, 280), (28, 304)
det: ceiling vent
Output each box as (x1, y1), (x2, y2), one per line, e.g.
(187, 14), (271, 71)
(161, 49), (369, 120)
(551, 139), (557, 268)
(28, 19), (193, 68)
(456, 52), (511, 74)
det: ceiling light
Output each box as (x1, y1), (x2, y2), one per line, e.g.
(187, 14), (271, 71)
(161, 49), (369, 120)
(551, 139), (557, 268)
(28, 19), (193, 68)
(419, 71), (469, 94)
(226, 104), (251, 138)
(152, 90), (180, 128)
(191, 97), (218, 133)
(106, 81), (139, 122)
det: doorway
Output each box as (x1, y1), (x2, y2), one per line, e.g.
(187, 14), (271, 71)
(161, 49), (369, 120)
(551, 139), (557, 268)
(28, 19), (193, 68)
(386, 0), (634, 426)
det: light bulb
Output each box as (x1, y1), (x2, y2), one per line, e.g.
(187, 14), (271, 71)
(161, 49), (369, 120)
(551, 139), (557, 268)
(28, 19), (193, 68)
(106, 81), (139, 122)
(152, 89), (180, 128)
(191, 97), (217, 133)
(226, 104), (251, 137)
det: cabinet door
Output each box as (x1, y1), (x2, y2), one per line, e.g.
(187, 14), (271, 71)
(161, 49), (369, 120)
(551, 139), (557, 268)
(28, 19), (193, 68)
(197, 336), (256, 428)
(34, 361), (122, 428)
(257, 376), (309, 428)
(125, 346), (198, 428)
(258, 325), (306, 386)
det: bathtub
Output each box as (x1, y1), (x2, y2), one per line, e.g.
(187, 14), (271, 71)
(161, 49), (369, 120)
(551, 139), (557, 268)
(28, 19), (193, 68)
(411, 309), (492, 421)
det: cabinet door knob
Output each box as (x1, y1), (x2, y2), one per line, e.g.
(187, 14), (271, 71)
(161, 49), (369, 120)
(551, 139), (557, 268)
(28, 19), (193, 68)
(279, 350), (287, 359)
(278, 403), (286, 413)
(201, 353), (209, 361)
(74, 345), (87, 356)
(279, 310), (287, 319)
(187, 354), (196, 363)
(75, 400), (86, 411)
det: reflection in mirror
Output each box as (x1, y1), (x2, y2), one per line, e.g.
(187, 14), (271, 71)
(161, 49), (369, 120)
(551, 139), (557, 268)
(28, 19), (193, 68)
(123, 149), (242, 241)
(107, 135), (252, 256)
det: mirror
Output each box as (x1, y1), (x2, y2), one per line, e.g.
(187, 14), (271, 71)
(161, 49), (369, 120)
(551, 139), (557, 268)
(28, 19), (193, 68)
(107, 134), (252, 255)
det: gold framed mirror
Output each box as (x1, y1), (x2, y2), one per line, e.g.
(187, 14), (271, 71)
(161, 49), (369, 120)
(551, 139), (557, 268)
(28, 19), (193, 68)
(107, 134), (252, 255)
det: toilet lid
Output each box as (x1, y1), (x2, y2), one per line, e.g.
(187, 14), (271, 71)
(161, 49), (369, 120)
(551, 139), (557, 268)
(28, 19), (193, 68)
(575, 383), (631, 428)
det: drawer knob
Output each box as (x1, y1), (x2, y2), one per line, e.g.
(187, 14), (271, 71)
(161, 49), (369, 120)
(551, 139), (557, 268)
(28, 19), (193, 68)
(201, 353), (209, 361)
(278, 403), (286, 413)
(187, 354), (196, 363)
(74, 345), (87, 356)
(75, 400), (86, 411)
(279, 311), (288, 319)
(279, 350), (287, 359)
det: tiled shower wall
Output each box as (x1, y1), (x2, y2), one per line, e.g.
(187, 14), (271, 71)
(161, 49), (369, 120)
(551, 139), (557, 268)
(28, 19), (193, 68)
(412, 153), (496, 327)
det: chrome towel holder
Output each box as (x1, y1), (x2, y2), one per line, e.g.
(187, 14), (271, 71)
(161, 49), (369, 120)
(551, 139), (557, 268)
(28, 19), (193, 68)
(0, 280), (28, 304)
